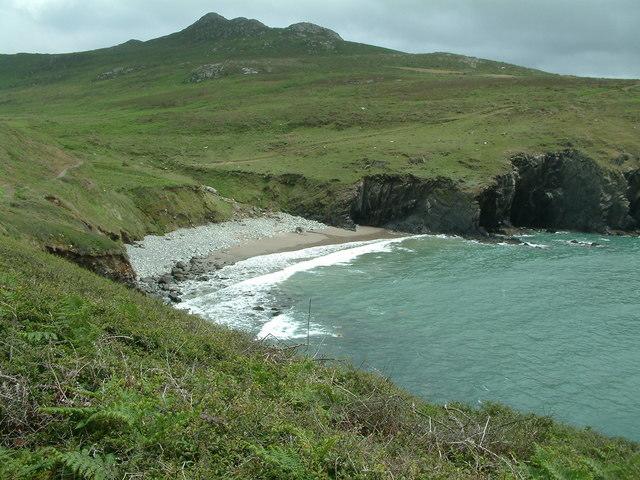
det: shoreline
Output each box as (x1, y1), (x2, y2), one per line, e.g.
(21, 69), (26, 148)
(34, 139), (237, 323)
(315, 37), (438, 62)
(127, 212), (633, 304)
(203, 225), (403, 269)
(128, 214), (403, 303)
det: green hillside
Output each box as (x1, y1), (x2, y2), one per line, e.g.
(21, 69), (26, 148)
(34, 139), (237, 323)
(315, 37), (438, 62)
(1, 13), (639, 257)
(1, 236), (639, 479)
(1, 12), (640, 478)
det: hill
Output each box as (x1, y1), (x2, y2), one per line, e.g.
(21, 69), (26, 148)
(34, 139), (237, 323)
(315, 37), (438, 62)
(0, 12), (640, 478)
(1, 13), (637, 272)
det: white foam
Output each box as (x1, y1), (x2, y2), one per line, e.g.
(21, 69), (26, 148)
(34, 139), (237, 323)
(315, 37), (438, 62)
(257, 314), (331, 340)
(177, 235), (416, 340)
(238, 236), (415, 289)
(258, 315), (300, 339)
(523, 242), (549, 249)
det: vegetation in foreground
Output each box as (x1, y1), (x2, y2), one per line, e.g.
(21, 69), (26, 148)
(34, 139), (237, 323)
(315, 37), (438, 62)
(0, 236), (639, 479)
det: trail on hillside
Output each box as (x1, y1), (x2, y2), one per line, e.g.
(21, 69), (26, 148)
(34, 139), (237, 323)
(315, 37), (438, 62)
(56, 159), (84, 179)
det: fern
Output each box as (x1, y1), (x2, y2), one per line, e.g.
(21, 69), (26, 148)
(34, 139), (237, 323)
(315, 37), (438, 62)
(0, 447), (59, 480)
(40, 405), (98, 417)
(18, 330), (58, 344)
(57, 449), (117, 480)
(53, 295), (90, 322)
(76, 403), (137, 429)
(41, 403), (137, 430)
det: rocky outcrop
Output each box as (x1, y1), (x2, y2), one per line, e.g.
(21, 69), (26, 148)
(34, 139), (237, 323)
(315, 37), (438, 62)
(188, 63), (226, 83)
(187, 63), (260, 83)
(174, 13), (268, 42)
(282, 22), (343, 52)
(625, 169), (640, 227)
(45, 246), (136, 285)
(351, 175), (480, 234)
(348, 151), (638, 235)
(95, 65), (144, 81)
(477, 169), (517, 231)
(285, 23), (343, 41)
(508, 151), (632, 232)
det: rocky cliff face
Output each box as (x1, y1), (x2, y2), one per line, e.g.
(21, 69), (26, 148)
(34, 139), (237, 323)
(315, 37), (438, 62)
(477, 169), (518, 231)
(347, 150), (639, 235)
(508, 151), (632, 232)
(625, 169), (640, 227)
(351, 175), (480, 234)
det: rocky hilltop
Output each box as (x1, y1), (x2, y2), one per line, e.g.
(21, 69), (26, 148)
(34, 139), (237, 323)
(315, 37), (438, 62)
(150, 12), (346, 52)
(164, 12), (270, 42)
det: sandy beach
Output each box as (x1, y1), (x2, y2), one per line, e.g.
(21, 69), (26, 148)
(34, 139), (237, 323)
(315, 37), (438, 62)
(204, 225), (401, 269)
(126, 213), (400, 280)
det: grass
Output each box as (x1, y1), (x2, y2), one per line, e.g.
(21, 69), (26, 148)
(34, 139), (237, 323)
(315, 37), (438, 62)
(2, 61), (638, 252)
(1, 13), (640, 477)
(1, 235), (638, 479)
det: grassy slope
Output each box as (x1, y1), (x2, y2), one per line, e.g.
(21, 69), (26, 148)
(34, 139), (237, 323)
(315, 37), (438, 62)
(1, 43), (639, 251)
(1, 236), (638, 479)
(0, 54), (640, 251)
(1, 15), (640, 477)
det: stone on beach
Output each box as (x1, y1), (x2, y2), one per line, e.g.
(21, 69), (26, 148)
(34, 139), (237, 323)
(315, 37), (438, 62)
(125, 213), (326, 279)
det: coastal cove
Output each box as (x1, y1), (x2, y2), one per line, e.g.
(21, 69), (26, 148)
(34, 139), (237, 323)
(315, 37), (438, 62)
(127, 219), (640, 441)
(4, 5), (640, 477)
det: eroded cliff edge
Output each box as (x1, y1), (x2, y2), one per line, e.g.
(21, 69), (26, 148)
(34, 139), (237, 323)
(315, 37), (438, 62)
(350, 150), (639, 235)
(50, 149), (639, 282)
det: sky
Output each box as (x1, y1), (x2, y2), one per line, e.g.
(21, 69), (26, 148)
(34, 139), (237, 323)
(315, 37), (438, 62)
(1, 0), (639, 78)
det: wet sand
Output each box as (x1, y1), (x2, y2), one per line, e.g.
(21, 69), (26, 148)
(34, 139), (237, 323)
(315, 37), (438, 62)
(203, 225), (403, 267)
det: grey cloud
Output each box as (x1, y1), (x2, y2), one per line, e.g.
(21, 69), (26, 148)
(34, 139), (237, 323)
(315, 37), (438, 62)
(1, 0), (638, 78)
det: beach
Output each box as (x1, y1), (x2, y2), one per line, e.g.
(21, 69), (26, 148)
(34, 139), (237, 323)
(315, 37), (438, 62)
(206, 224), (401, 269)
(125, 213), (401, 302)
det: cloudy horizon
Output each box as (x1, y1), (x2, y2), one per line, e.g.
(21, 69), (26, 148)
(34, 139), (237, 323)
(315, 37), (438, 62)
(1, 0), (639, 79)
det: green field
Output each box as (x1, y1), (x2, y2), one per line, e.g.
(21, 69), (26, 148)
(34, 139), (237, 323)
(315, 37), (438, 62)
(1, 13), (639, 477)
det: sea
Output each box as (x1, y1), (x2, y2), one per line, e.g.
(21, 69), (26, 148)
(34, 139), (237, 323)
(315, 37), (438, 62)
(177, 231), (640, 440)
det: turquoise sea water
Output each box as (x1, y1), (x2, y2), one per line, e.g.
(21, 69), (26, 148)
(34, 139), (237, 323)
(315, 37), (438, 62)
(180, 232), (640, 440)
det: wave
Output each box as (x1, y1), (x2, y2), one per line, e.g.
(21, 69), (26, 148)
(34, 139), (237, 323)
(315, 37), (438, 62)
(177, 235), (416, 340)
(238, 236), (416, 289)
(523, 242), (549, 249)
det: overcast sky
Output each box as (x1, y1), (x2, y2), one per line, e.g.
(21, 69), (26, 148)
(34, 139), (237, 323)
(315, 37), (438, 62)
(1, 0), (639, 78)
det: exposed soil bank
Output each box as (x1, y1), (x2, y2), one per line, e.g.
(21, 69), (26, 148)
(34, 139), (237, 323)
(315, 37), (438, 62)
(45, 246), (136, 284)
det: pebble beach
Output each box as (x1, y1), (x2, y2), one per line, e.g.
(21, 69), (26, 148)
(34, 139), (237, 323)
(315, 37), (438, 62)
(125, 213), (326, 279)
